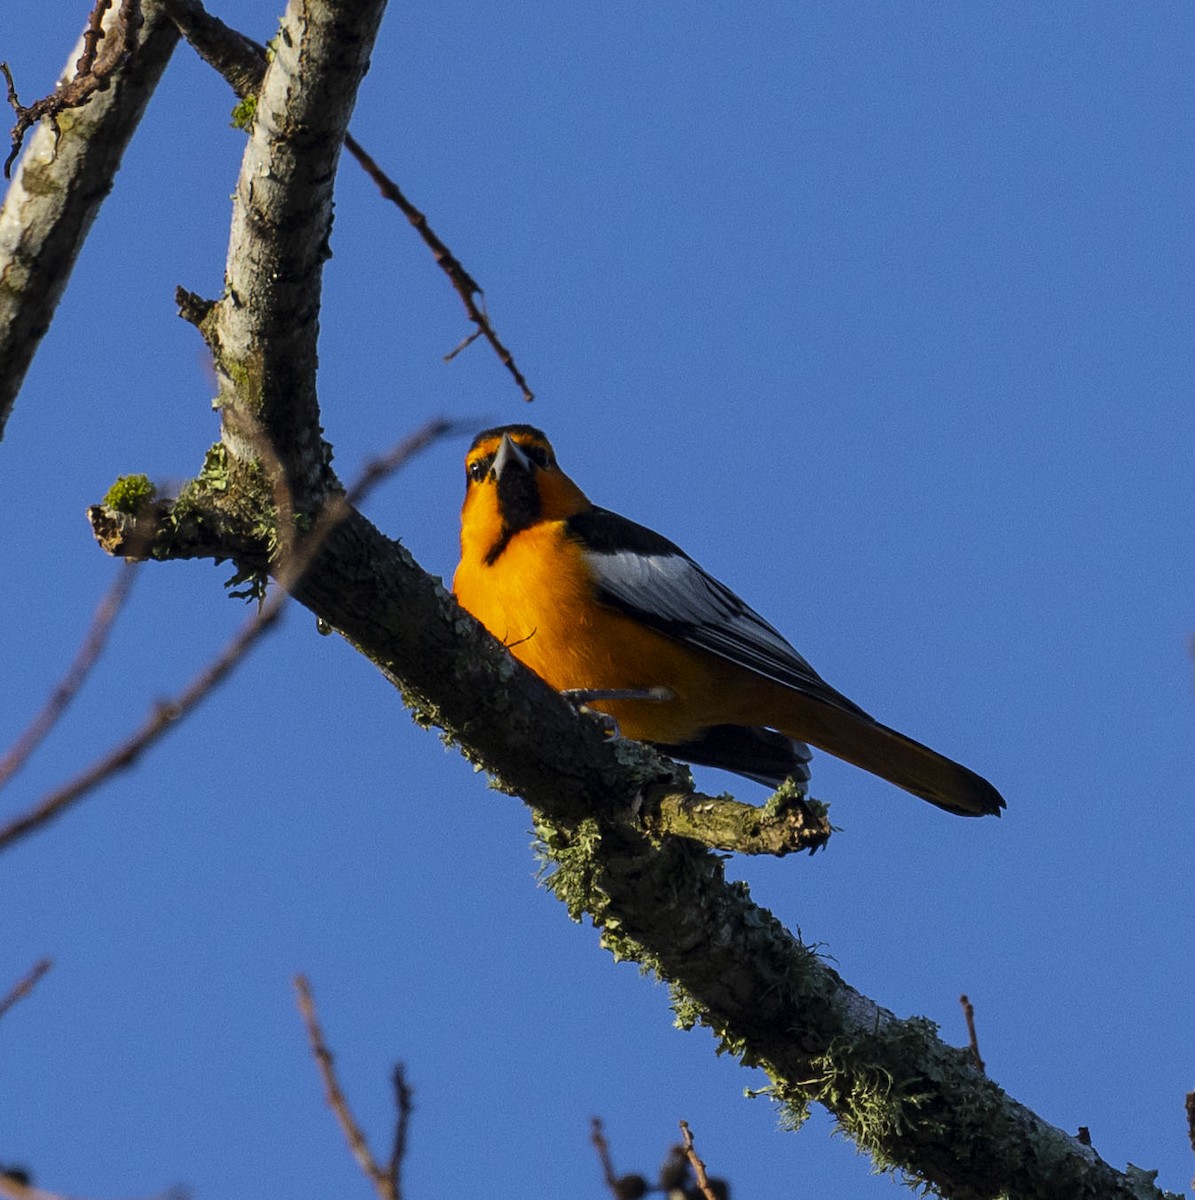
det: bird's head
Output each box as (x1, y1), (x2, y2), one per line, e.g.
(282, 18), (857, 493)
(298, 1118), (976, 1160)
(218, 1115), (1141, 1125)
(460, 425), (590, 564)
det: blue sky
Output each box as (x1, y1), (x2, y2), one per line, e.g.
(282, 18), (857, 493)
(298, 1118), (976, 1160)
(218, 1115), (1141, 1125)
(4, 3), (1193, 1197)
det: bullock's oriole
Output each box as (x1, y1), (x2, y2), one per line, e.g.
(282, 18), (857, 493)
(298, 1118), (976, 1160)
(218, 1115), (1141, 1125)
(453, 424), (1004, 817)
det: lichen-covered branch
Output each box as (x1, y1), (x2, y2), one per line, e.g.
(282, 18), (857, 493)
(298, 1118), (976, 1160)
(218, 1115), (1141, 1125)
(96, 487), (1169, 1200)
(542, 813), (1176, 1200)
(267, 501), (1170, 1197)
(0, 0), (179, 438)
(194, 0), (387, 506)
(644, 779), (831, 855)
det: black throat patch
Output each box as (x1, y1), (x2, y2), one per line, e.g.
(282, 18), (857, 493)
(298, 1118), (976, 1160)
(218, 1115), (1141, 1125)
(484, 464), (542, 565)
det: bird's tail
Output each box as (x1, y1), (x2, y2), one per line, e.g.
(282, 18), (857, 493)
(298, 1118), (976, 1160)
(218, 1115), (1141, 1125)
(771, 687), (1005, 817)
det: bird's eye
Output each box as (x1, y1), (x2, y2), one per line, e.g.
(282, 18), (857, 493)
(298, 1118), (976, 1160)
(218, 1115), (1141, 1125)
(467, 458), (488, 483)
(526, 445), (552, 469)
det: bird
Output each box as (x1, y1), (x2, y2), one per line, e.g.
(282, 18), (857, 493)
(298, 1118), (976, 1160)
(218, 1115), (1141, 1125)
(452, 424), (1004, 817)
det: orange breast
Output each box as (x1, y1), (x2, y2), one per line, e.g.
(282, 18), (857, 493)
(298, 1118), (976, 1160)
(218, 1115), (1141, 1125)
(453, 521), (763, 744)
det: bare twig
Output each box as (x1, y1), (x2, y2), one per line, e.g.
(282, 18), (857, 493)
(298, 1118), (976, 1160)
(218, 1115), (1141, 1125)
(590, 1118), (619, 1194)
(294, 974), (404, 1200)
(344, 417), (466, 508)
(678, 1122), (719, 1200)
(2, 0), (143, 177)
(590, 1119), (650, 1200)
(443, 327), (483, 362)
(959, 993), (985, 1073)
(155, 0), (532, 401)
(0, 419), (454, 855)
(0, 588), (283, 852)
(343, 134), (533, 402)
(0, 959), (52, 1021)
(0, 563), (137, 792)
(1185, 1090), (1195, 1154)
(385, 1066), (413, 1198)
(76, 0), (114, 75)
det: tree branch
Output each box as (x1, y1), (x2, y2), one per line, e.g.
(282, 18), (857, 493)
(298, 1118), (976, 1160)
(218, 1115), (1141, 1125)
(0, 0), (179, 438)
(199, 0), (387, 503)
(644, 779), (830, 855)
(0, 563), (137, 791)
(294, 974), (407, 1200)
(0, 958), (52, 1022)
(157, 0), (533, 401)
(156, 0), (265, 97)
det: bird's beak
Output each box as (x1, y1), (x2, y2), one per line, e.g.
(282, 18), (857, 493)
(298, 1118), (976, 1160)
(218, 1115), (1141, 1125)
(492, 433), (532, 478)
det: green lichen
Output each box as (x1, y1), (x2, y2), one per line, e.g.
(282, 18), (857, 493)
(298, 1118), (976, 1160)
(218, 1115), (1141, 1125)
(230, 94), (257, 131)
(211, 355), (263, 414)
(534, 815), (606, 924)
(102, 474), (157, 513)
(197, 443), (231, 493)
(224, 565), (269, 605)
(17, 159), (63, 199)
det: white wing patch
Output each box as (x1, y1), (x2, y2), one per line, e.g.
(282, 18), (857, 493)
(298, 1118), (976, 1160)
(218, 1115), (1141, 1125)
(585, 545), (860, 709)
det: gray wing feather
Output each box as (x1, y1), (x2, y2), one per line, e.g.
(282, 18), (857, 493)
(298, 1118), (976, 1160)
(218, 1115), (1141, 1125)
(582, 538), (868, 718)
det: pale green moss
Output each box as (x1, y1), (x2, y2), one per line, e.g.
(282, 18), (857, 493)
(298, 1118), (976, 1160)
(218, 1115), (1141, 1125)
(230, 94), (257, 131)
(102, 474), (156, 513)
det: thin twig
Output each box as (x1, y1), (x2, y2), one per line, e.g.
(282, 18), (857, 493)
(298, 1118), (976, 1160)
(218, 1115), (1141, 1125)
(442, 327), (483, 362)
(154, 0), (532, 401)
(0, 419), (455, 855)
(294, 974), (401, 1200)
(0, 592), (283, 852)
(3, 0), (142, 177)
(76, 0), (114, 75)
(0, 563), (137, 792)
(678, 1121), (719, 1200)
(343, 134), (533, 402)
(960, 993), (985, 1073)
(0, 959), (52, 1021)
(344, 417), (467, 508)
(385, 1065), (413, 1199)
(590, 1118), (619, 1194)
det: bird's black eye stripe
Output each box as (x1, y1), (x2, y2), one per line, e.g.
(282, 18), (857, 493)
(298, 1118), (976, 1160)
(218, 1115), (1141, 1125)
(525, 444), (552, 469)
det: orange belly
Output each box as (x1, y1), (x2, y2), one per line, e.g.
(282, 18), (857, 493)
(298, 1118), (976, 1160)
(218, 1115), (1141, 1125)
(453, 520), (760, 744)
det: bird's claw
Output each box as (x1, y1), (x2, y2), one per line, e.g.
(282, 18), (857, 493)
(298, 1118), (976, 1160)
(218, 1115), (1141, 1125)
(561, 686), (675, 705)
(560, 686), (675, 741)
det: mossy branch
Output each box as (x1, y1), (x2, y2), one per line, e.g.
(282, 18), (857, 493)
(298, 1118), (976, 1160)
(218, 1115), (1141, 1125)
(85, 385), (1177, 1200)
(643, 779), (831, 856)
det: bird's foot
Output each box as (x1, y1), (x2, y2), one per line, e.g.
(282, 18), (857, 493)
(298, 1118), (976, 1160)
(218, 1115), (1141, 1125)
(561, 686), (675, 705)
(560, 686), (675, 740)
